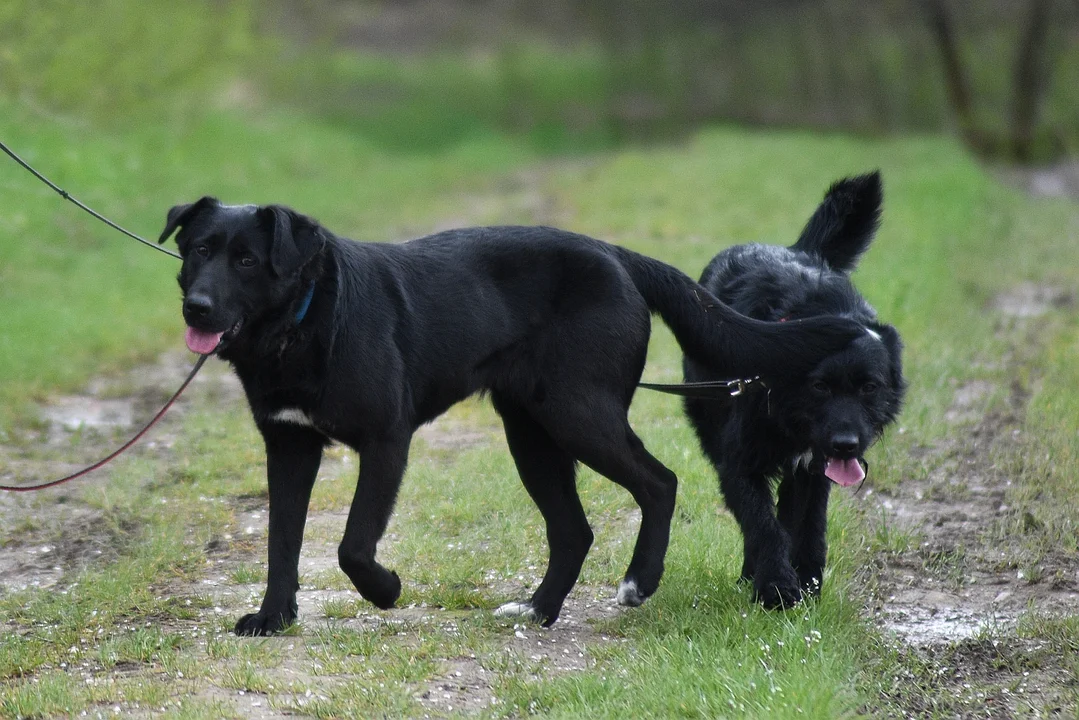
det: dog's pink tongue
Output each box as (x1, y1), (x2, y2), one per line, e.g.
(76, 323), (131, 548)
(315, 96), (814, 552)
(184, 327), (223, 354)
(824, 458), (865, 487)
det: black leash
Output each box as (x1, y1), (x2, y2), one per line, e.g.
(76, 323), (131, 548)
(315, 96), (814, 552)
(855, 459), (870, 494)
(0, 138), (206, 492)
(0, 355), (209, 492)
(638, 376), (767, 400)
(0, 139), (181, 260)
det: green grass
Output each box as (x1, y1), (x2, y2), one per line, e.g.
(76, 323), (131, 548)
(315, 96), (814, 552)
(3, 102), (1079, 717)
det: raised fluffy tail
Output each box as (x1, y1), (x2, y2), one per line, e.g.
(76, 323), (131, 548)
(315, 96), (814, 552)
(614, 248), (861, 379)
(791, 171), (882, 273)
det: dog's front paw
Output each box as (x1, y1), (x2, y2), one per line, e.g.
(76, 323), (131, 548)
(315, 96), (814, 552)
(739, 560), (754, 584)
(234, 610), (295, 636)
(753, 567), (803, 610)
(338, 554), (402, 610)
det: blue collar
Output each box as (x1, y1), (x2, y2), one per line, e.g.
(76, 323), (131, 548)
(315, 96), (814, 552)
(295, 282), (315, 324)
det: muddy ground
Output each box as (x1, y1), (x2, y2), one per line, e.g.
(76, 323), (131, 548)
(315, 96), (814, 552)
(860, 283), (1079, 718)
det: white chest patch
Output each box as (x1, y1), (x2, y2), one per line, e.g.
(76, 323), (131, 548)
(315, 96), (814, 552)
(269, 408), (315, 427)
(792, 449), (814, 472)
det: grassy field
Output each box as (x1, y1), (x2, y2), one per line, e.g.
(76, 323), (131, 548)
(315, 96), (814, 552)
(2, 103), (1078, 719)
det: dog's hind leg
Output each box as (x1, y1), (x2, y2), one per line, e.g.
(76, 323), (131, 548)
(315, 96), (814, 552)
(338, 436), (411, 610)
(235, 425), (324, 636)
(492, 395), (593, 627)
(542, 400), (677, 610)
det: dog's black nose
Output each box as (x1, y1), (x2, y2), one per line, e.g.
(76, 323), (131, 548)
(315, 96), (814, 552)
(830, 433), (859, 456)
(183, 294), (213, 319)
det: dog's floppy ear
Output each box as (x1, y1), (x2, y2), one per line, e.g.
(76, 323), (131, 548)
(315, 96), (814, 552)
(870, 322), (905, 392)
(259, 205), (325, 277)
(158, 196), (219, 246)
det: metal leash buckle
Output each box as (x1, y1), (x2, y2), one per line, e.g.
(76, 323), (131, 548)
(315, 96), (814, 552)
(727, 376), (761, 397)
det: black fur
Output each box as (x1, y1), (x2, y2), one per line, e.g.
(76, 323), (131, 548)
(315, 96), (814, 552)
(683, 172), (905, 608)
(159, 198), (864, 634)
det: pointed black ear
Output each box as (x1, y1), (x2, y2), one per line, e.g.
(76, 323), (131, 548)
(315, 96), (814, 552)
(791, 171), (882, 273)
(259, 205), (325, 277)
(158, 196), (219, 245)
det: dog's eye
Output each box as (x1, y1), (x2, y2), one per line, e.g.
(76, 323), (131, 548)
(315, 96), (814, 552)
(861, 382), (879, 394)
(238, 254), (258, 268)
(811, 380), (831, 395)
(195, 245), (209, 258)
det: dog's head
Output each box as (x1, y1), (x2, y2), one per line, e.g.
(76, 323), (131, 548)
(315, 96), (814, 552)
(776, 323), (905, 487)
(158, 197), (325, 355)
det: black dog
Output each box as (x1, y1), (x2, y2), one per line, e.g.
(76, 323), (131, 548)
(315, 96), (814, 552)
(158, 198), (862, 634)
(683, 172), (905, 609)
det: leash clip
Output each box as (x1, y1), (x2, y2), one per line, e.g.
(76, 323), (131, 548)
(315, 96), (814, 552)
(638, 375), (767, 401)
(727, 376), (762, 397)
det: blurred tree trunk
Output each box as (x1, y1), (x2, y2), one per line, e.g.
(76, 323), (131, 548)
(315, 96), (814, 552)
(923, 0), (1069, 160)
(1011, 0), (1054, 161)
(920, 0), (985, 152)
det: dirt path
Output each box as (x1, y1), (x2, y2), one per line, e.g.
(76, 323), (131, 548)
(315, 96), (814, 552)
(863, 283), (1079, 717)
(0, 350), (629, 717)
(0, 352), (244, 594)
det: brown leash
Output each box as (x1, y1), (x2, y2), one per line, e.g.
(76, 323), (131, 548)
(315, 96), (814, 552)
(0, 139), (181, 260)
(640, 376), (872, 491)
(0, 354), (209, 492)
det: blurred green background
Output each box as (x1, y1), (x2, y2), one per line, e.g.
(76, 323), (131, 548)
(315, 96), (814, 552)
(2, 0), (1078, 416)
(4, 0), (1078, 156)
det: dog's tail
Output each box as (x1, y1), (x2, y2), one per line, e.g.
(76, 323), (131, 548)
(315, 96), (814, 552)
(614, 248), (861, 378)
(790, 171), (882, 273)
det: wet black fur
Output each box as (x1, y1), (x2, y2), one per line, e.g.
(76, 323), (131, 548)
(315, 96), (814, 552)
(159, 199), (864, 634)
(683, 172), (905, 608)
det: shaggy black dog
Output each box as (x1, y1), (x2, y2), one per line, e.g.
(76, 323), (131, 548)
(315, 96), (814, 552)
(683, 172), (905, 608)
(158, 200), (864, 635)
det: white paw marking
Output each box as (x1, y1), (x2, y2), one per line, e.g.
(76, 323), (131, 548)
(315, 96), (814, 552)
(494, 602), (537, 620)
(617, 579), (645, 607)
(269, 408), (315, 427)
